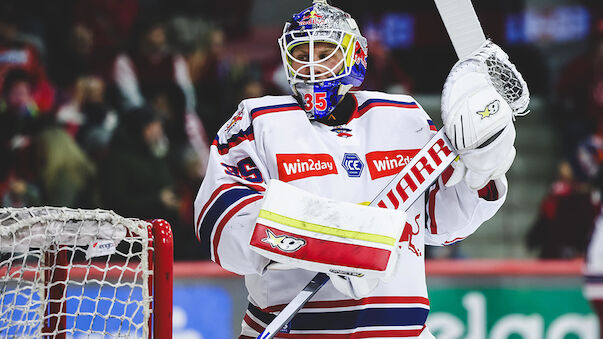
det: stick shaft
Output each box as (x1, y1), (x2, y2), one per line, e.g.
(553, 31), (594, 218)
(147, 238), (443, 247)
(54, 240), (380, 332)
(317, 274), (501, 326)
(258, 273), (330, 339)
(434, 0), (486, 58)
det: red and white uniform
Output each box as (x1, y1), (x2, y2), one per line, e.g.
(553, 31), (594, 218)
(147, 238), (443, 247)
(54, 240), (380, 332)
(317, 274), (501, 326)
(194, 91), (507, 338)
(585, 210), (603, 301)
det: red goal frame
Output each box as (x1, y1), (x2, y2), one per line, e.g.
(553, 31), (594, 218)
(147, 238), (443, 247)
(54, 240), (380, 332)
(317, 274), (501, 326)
(41, 219), (174, 339)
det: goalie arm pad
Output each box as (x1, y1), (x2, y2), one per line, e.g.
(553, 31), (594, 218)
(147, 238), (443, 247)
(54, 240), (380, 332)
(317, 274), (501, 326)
(194, 102), (272, 276)
(425, 174), (508, 246)
(250, 180), (407, 282)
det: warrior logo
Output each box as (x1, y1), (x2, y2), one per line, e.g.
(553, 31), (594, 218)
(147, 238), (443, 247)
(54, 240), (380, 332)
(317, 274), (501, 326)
(476, 100), (500, 119)
(400, 214), (422, 257)
(262, 229), (306, 252)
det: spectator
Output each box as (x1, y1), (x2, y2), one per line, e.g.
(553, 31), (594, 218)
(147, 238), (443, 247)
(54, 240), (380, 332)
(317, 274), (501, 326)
(146, 84), (208, 257)
(54, 75), (119, 164)
(0, 2), (55, 113)
(185, 27), (230, 140)
(111, 14), (197, 115)
(552, 18), (603, 156)
(49, 24), (97, 89)
(0, 68), (50, 208)
(1, 174), (41, 208)
(146, 83), (209, 177)
(526, 160), (597, 259)
(73, 0), (139, 80)
(34, 127), (98, 208)
(99, 106), (176, 217)
(99, 106), (202, 260)
(0, 69), (46, 187)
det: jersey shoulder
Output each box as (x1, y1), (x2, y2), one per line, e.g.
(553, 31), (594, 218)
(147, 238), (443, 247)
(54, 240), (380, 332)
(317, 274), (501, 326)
(352, 90), (418, 105)
(217, 95), (301, 140)
(352, 90), (433, 122)
(241, 95), (302, 122)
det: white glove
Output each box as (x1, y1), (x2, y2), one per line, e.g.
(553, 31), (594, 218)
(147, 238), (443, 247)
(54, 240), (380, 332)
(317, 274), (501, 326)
(446, 123), (516, 189)
(328, 274), (379, 300)
(441, 40), (528, 189)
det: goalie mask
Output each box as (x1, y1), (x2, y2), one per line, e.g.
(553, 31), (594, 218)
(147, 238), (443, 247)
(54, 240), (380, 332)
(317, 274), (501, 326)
(278, 0), (368, 119)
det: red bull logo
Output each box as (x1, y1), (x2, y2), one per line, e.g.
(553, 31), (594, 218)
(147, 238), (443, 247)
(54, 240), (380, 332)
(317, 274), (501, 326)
(400, 214), (422, 256)
(299, 9), (325, 26)
(354, 41), (367, 68)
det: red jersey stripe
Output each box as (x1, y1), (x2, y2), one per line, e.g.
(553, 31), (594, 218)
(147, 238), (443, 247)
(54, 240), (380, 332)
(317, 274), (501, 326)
(353, 100), (420, 120)
(262, 296), (430, 313)
(428, 181), (440, 234)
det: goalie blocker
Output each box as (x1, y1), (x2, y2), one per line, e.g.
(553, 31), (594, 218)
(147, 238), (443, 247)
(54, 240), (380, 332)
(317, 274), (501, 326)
(250, 128), (456, 280)
(249, 180), (407, 280)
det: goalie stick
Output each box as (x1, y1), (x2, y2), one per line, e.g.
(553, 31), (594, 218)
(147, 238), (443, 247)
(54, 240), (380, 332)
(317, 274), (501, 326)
(258, 0), (485, 337)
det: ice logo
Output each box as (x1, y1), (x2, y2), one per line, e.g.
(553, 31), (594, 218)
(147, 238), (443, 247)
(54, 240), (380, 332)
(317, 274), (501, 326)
(342, 153), (364, 177)
(262, 229), (306, 252)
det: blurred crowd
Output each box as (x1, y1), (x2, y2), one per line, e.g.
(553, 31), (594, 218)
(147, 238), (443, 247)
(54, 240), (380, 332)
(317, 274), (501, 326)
(0, 0), (424, 261)
(0, 0), (602, 263)
(0, 0), (270, 260)
(527, 15), (603, 260)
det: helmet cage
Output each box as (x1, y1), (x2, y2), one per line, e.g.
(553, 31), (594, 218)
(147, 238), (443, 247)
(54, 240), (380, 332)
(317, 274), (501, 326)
(277, 2), (368, 119)
(279, 27), (356, 85)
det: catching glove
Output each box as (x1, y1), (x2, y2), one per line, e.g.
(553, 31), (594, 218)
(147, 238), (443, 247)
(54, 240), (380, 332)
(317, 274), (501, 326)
(441, 40), (529, 189)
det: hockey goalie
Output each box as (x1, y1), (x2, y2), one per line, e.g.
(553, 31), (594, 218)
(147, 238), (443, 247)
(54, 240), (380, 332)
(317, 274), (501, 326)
(194, 0), (529, 337)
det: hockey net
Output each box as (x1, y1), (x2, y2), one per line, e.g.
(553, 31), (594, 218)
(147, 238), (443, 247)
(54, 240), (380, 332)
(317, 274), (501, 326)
(0, 207), (173, 339)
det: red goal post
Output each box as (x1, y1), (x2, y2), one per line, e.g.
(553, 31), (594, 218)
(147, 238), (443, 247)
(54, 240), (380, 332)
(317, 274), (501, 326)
(0, 207), (173, 339)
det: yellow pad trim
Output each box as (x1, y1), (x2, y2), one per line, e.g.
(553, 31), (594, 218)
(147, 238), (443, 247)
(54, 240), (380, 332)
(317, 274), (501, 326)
(258, 209), (396, 246)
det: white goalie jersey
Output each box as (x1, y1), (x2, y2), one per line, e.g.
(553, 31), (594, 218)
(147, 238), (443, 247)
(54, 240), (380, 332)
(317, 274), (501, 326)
(194, 91), (507, 338)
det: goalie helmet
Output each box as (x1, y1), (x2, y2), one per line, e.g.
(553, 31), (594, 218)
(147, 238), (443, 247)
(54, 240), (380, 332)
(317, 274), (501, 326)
(278, 0), (368, 119)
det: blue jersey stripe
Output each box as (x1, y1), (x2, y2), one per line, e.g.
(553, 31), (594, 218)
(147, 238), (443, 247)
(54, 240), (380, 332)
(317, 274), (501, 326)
(357, 99), (418, 112)
(585, 274), (603, 284)
(214, 125), (254, 154)
(248, 303), (274, 324)
(250, 103), (300, 120)
(200, 188), (260, 257)
(247, 303), (428, 331)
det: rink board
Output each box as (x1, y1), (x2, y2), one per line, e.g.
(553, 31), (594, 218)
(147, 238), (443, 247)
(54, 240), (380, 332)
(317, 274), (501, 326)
(0, 260), (596, 338)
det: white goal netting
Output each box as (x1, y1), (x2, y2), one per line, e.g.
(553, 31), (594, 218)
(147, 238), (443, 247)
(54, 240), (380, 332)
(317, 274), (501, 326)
(0, 207), (162, 339)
